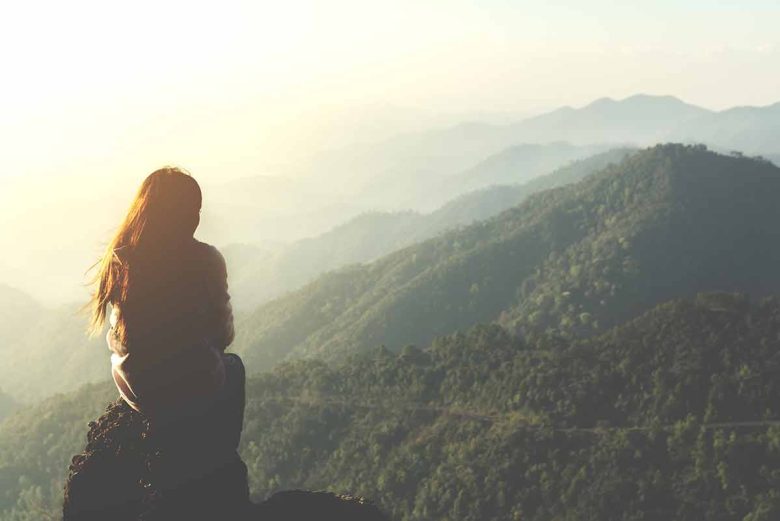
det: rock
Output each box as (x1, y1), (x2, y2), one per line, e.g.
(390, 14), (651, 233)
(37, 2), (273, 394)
(63, 399), (387, 520)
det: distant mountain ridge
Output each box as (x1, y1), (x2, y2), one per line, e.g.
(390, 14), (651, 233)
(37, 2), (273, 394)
(0, 284), (107, 404)
(503, 94), (710, 145)
(0, 148), (634, 404)
(669, 101), (780, 154)
(231, 144), (780, 373)
(225, 148), (635, 310)
(0, 284), (41, 349)
(292, 95), (712, 211)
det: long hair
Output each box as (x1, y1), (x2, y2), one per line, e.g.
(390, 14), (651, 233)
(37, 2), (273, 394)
(87, 167), (202, 344)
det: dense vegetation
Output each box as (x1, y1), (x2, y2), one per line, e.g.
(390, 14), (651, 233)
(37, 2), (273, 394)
(2, 295), (779, 520)
(232, 145), (780, 373)
(0, 383), (115, 520)
(225, 148), (634, 310)
(3, 143), (780, 520)
(235, 294), (780, 521)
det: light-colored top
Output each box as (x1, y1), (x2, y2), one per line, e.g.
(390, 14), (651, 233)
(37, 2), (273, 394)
(106, 240), (235, 416)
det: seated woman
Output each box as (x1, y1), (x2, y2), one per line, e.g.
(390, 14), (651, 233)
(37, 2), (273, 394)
(87, 167), (245, 464)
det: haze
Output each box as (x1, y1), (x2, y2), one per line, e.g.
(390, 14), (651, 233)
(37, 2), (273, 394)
(1, 0), (779, 303)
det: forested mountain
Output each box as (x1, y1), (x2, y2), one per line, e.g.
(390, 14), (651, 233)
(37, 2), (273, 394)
(225, 149), (634, 310)
(3, 294), (779, 520)
(231, 145), (780, 373)
(0, 148), (639, 411)
(0, 383), (115, 520)
(242, 294), (780, 521)
(0, 150), (632, 406)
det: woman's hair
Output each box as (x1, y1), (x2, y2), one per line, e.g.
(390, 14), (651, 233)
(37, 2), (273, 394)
(87, 167), (202, 342)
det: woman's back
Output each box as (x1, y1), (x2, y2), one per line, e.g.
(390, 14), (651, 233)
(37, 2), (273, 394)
(107, 238), (234, 416)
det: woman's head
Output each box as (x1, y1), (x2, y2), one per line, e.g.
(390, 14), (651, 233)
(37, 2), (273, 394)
(87, 167), (203, 339)
(126, 167), (202, 245)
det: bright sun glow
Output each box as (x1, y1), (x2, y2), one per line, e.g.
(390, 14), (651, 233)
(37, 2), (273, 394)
(0, 0), (778, 303)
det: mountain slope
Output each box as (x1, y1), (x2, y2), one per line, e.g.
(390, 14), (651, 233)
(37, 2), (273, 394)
(226, 148), (635, 310)
(439, 142), (612, 203)
(0, 149), (635, 405)
(0, 302), (107, 404)
(237, 293), (780, 521)
(0, 284), (41, 350)
(232, 144), (780, 372)
(3, 294), (780, 520)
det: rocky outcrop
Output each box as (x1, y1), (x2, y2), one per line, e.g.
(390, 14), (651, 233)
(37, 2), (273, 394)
(63, 400), (387, 520)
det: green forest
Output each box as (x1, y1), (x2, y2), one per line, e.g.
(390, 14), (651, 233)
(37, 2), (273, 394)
(230, 145), (780, 371)
(2, 144), (780, 520)
(2, 295), (779, 520)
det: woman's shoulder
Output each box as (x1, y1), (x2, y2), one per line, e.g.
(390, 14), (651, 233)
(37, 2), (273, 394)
(192, 240), (225, 262)
(192, 240), (227, 276)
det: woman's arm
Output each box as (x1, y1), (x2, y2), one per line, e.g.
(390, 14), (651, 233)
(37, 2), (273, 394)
(205, 245), (235, 350)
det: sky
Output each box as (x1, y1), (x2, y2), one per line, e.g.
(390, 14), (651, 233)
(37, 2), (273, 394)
(1, 0), (779, 303)
(0, 0), (778, 183)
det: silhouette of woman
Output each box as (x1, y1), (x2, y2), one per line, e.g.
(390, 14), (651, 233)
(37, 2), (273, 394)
(87, 167), (245, 452)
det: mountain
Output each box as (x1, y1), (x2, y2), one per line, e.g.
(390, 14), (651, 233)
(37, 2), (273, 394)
(199, 175), (373, 246)
(292, 95), (710, 211)
(440, 142), (612, 200)
(0, 302), (107, 404)
(230, 144), (780, 372)
(61, 398), (389, 521)
(3, 294), (779, 520)
(0, 390), (15, 423)
(225, 148), (635, 310)
(0, 149), (635, 405)
(240, 294), (780, 521)
(669, 102), (780, 154)
(503, 94), (710, 146)
(0, 382), (115, 519)
(0, 284), (41, 349)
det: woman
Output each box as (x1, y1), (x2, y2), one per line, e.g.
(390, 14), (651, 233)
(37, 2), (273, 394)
(87, 167), (244, 450)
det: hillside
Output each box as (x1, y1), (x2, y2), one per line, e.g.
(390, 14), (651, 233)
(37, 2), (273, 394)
(0, 382), (115, 519)
(2, 294), (779, 520)
(239, 293), (780, 521)
(0, 149), (634, 406)
(231, 145), (780, 372)
(0, 284), (41, 349)
(437, 142), (612, 205)
(225, 149), (634, 310)
(0, 391), (15, 423)
(0, 303), (107, 404)
(0, 287), (108, 405)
